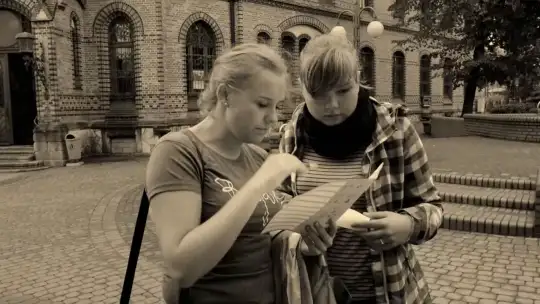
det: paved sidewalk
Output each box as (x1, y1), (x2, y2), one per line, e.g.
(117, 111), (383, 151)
(0, 136), (539, 303)
(422, 136), (540, 179)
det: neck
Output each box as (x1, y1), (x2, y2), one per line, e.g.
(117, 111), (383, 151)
(191, 116), (243, 159)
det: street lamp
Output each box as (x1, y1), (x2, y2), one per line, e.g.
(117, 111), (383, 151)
(331, 6), (384, 51)
(331, 5), (383, 87)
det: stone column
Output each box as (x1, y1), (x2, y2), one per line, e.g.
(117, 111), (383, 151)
(32, 20), (68, 166)
(32, 21), (58, 123)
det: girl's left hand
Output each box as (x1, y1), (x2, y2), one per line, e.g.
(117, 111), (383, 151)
(300, 219), (337, 256)
(352, 211), (414, 251)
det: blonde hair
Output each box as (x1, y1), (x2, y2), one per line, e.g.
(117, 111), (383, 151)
(197, 43), (289, 115)
(299, 34), (369, 98)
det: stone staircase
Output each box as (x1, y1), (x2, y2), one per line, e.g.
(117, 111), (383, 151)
(263, 135), (540, 237)
(433, 172), (539, 237)
(0, 145), (46, 172)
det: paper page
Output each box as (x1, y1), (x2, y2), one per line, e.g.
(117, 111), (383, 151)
(261, 163), (383, 234)
(336, 209), (370, 229)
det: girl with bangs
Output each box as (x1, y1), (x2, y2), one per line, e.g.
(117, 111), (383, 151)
(278, 33), (443, 303)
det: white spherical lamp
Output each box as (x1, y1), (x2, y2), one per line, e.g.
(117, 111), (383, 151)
(366, 21), (384, 38)
(330, 25), (347, 38)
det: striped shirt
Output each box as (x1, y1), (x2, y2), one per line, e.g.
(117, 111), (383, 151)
(295, 145), (376, 303)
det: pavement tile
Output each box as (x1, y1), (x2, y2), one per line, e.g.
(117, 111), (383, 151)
(0, 136), (539, 303)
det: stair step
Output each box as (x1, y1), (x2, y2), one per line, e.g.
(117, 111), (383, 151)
(437, 183), (535, 210)
(0, 149), (34, 155)
(432, 172), (535, 190)
(0, 154), (34, 161)
(0, 145), (34, 152)
(0, 160), (43, 169)
(441, 202), (534, 237)
(0, 166), (50, 173)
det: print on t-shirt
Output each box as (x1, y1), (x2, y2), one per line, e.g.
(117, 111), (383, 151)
(214, 177), (287, 227)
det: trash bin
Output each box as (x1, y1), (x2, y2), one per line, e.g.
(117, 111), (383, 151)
(65, 133), (82, 162)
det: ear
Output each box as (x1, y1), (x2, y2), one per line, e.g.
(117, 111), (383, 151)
(216, 83), (228, 103)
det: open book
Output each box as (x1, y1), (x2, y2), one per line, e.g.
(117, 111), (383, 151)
(261, 163), (383, 234)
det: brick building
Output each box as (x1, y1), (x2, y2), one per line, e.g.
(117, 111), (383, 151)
(0, 0), (462, 166)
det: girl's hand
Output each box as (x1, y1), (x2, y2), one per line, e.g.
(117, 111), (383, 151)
(352, 212), (414, 251)
(250, 153), (308, 193)
(300, 219), (337, 256)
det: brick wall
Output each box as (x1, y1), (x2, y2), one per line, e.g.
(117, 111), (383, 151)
(44, 0), (464, 125)
(464, 114), (540, 143)
(2, 0), (466, 154)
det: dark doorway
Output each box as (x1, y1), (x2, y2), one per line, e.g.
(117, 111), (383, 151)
(8, 53), (36, 145)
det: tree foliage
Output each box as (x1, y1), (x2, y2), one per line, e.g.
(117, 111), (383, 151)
(388, 0), (540, 92)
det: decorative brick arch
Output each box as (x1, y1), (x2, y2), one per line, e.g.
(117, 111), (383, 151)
(418, 50), (431, 59)
(0, 0), (38, 21)
(297, 34), (311, 41)
(92, 2), (144, 37)
(178, 12), (224, 47)
(253, 24), (274, 41)
(178, 12), (225, 99)
(281, 31), (296, 39)
(91, 2), (144, 107)
(297, 34), (311, 54)
(277, 15), (329, 34)
(359, 42), (376, 53)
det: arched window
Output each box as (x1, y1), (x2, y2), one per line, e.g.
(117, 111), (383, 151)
(360, 46), (375, 90)
(281, 34), (295, 56)
(392, 51), (405, 99)
(71, 15), (82, 89)
(419, 54), (431, 97)
(298, 37), (310, 53)
(280, 34), (295, 75)
(186, 21), (216, 109)
(257, 32), (271, 44)
(443, 58), (453, 99)
(108, 15), (135, 102)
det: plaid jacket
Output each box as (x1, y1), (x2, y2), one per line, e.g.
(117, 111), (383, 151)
(278, 98), (443, 304)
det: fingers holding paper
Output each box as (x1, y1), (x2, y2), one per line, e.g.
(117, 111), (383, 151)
(351, 211), (415, 251)
(300, 219), (337, 256)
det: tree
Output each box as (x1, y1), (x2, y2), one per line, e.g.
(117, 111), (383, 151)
(388, 0), (540, 116)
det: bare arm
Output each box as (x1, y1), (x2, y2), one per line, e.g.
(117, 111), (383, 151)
(150, 178), (267, 288)
(147, 137), (306, 288)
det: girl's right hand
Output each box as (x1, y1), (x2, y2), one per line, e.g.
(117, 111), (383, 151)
(250, 153), (308, 192)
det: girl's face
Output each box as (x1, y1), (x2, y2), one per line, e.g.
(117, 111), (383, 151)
(302, 79), (359, 126)
(222, 70), (287, 144)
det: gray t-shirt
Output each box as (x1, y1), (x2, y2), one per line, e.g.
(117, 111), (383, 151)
(146, 130), (287, 303)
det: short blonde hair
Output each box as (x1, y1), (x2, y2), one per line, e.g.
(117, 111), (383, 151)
(299, 34), (368, 98)
(197, 43), (289, 115)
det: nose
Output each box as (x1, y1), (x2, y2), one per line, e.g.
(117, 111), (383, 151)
(325, 94), (340, 114)
(266, 107), (278, 125)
